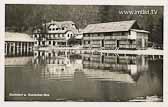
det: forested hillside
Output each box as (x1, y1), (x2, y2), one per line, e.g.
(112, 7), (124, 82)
(5, 5), (163, 44)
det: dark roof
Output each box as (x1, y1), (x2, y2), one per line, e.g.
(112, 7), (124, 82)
(5, 32), (34, 42)
(83, 20), (136, 33)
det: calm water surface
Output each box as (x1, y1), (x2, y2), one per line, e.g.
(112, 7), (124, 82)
(5, 51), (163, 101)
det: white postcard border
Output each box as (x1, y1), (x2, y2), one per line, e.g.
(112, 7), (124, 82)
(0, 0), (167, 107)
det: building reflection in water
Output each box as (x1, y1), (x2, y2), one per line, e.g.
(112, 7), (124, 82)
(31, 50), (161, 83)
(33, 50), (83, 80)
(82, 52), (148, 83)
(5, 57), (33, 66)
(5, 50), (163, 101)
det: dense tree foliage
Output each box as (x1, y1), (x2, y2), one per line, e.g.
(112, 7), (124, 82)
(5, 5), (163, 44)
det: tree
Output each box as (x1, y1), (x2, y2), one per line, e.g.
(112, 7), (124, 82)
(5, 5), (163, 45)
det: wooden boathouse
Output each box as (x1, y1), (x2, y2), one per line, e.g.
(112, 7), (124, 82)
(83, 20), (149, 50)
(5, 32), (34, 56)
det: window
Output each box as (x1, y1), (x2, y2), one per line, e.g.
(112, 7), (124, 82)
(53, 28), (55, 30)
(49, 41), (51, 45)
(71, 34), (73, 37)
(84, 41), (86, 45)
(49, 53), (51, 57)
(55, 34), (57, 38)
(122, 32), (125, 36)
(42, 41), (45, 45)
(129, 40), (133, 44)
(56, 28), (59, 30)
(104, 32), (111, 36)
(67, 34), (69, 37)
(110, 33), (113, 36)
(60, 34), (62, 37)
(51, 34), (53, 38)
(62, 27), (64, 30)
(53, 41), (56, 45)
(84, 41), (90, 44)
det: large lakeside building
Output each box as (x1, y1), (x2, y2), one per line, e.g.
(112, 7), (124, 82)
(32, 20), (79, 47)
(5, 32), (34, 56)
(83, 20), (149, 50)
(5, 20), (150, 56)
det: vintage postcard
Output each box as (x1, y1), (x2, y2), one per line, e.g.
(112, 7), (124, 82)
(1, 0), (167, 107)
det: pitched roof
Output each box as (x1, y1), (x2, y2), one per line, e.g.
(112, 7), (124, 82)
(5, 32), (34, 42)
(131, 29), (150, 33)
(45, 21), (78, 34)
(46, 21), (75, 27)
(83, 20), (136, 33)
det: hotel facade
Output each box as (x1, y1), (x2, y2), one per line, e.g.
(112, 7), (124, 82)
(32, 20), (79, 47)
(83, 20), (149, 50)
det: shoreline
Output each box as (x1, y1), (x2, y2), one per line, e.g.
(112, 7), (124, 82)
(36, 47), (163, 56)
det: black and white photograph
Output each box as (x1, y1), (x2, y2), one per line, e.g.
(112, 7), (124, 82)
(4, 4), (163, 102)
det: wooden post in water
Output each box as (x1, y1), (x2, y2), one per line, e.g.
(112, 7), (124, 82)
(13, 42), (16, 55)
(27, 43), (29, 55)
(9, 42), (12, 56)
(15, 42), (17, 55)
(152, 55), (155, 60)
(158, 55), (161, 59)
(5, 43), (7, 56)
(20, 42), (22, 55)
(24, 42), (26, 55)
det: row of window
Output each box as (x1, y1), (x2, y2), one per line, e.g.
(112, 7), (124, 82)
(48, 27), (65, 31)
(34, 33), (73, 39)
(47, 34), (65, 38)
(83, 40), (135, 45)
(35, 41), (67, 46)
(34, 34), (65, 39)
(33, 59), (66, 64)
(83, 31), (130, 37)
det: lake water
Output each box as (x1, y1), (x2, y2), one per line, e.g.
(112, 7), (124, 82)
(5, 50), (163, 102)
